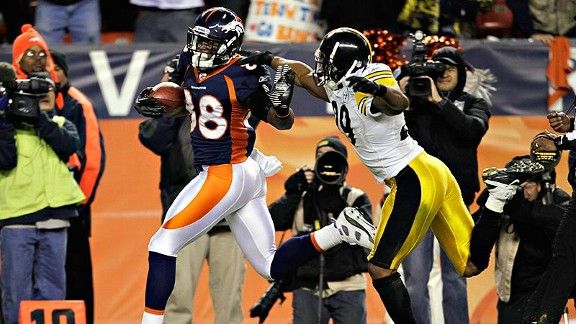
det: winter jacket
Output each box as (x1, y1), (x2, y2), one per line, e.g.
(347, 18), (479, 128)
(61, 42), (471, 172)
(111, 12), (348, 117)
(529, 0), (576, 36)
(405, 92), (490, 205)
(0, 114), (85, 225)
(493, 187), (569, 301)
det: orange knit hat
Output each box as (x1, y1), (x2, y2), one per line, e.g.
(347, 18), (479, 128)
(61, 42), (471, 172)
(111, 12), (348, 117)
(12, 24), (57, 80)
(11, 24), (63, 108)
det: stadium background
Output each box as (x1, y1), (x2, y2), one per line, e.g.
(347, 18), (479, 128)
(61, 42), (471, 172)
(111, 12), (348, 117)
(1, 38), (574, 323)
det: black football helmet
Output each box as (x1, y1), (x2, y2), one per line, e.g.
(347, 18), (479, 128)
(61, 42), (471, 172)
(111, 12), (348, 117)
(314, 27), (372, 87)
(187, 7), (244, 70)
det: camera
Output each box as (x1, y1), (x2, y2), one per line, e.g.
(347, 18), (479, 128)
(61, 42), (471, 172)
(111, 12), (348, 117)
(0, 72), (54, 96)
(249, 280), (286, 323)
(403, 31), (446, 97)
(0, 72), (54, 120)
(314, 150), (348, 185)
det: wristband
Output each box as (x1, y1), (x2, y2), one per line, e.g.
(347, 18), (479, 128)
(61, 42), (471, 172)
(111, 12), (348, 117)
(274, 106), (291, 119)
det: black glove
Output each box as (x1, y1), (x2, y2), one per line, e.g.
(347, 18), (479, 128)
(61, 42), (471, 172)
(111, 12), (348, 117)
(268, 64), (295, 117)
(238, 50), (274, 66)
(135, 87), (166, 118)
(346, 76), (388, 97)
(284, 169), (307, 194)
(164, 54), (183, 84)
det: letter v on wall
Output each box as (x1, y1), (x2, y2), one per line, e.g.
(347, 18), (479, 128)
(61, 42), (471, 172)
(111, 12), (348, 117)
(89, 50), (149, 116)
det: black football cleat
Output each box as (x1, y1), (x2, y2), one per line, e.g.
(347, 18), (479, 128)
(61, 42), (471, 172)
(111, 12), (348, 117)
(505, 158), (545, 178)
(482, 161), (544, 189)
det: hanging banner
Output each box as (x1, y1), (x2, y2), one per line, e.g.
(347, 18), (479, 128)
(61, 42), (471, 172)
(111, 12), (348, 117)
(244, 0), (324, 43)
(0, 39), (574, 119)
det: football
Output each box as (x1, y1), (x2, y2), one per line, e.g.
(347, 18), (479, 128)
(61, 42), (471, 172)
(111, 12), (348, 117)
(149, 82), (185, 112)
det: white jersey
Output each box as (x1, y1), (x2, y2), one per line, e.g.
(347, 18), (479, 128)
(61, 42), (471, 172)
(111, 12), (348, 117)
(325, 63), (423, 183)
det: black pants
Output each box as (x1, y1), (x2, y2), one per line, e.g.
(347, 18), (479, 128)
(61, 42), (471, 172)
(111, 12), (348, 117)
(523, 192), (576, 323)
(498, 294), (529, 324)
(66, 209), (94, 324)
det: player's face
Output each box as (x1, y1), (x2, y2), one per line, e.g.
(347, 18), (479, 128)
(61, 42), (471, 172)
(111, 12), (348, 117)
(195, 37), (219, 55)
(435, 65), (458, 92)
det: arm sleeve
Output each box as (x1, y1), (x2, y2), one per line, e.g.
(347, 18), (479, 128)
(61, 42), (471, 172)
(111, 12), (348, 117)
(243, 85), (272, 122)
(68, 102), (87, 149)
(76, 96), (105, 205)
(64, 101), (87, 179)
(138, 117), (181, 156)
(437, 95), (490, 145)
(238, 65), (273, 122)
(36, 113), (81, 161)
(0, 120), (17, 170)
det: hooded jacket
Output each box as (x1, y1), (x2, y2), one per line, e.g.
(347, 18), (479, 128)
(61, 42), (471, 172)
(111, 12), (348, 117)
(404, 47), (491, 205)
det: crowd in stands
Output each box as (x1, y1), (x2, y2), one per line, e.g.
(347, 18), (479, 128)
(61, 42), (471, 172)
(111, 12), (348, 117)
(0, 0), (574, 45)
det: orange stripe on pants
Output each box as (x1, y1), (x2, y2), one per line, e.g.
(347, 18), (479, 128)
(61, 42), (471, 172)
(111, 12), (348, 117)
(163, 164), (232, 229)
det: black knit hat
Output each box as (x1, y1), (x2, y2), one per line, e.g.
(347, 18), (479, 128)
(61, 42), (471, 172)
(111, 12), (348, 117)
(316, 136), (348, 158)
(50, 50), (69, 77)
(431, 46), (472, 100)
(432, 46), (473, 70)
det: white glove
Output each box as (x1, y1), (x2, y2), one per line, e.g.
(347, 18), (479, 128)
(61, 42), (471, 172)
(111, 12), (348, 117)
(250, 148), (282, 177)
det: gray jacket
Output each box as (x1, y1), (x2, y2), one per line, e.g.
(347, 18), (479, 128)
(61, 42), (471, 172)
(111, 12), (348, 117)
(530, 0), (576, 35)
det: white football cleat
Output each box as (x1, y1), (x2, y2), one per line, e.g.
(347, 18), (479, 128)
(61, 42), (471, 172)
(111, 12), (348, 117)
(334, 207), (375, 250)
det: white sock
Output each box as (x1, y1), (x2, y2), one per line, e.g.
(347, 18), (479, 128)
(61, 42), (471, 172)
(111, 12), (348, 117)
(142, 312), (164, 324)
(312, 224), (342, 251)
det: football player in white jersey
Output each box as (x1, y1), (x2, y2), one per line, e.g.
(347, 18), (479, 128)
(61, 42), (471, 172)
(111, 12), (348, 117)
(241, 27), (524, 323)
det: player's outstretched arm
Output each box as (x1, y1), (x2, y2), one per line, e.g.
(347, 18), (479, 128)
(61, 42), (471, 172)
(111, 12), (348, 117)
(238, 51), (328, 102)
(347, 76), (409, 115)
(271, 57), (328, 102)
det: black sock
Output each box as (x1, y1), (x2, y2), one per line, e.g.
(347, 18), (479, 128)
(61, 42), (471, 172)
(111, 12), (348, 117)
(372, 272), (416, 324)
(470, 207), (502, 271)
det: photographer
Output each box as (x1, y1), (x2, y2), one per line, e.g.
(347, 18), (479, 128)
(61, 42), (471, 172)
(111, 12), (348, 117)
(398, 45), (491, 323)
(0, 67), (85, 324)
(520, 113), (576, 323)
(267, 136), (372, 324)
(482, 155), (570, 324)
